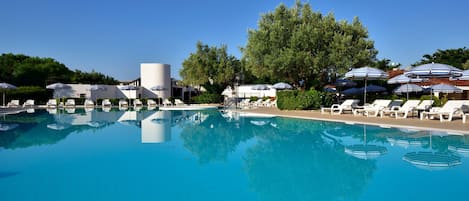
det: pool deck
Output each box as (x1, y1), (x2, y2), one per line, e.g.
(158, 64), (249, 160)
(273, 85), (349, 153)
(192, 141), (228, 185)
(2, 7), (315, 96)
(244, 107), (469, 135)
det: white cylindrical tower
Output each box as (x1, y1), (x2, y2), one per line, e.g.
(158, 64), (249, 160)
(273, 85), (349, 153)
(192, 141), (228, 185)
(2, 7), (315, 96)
(140, 63), (171, 98)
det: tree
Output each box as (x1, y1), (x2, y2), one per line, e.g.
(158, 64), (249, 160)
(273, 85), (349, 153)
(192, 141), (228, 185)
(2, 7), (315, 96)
(0, 53), (119, 86)
(373, 58), (400, 71)
(414, 47), (469, 70)
(180, 41), (241, 94)
(242, 1), (377, 89)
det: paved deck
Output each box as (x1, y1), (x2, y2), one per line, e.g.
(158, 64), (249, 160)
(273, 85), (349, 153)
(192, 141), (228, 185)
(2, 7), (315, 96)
(245, 107), (469, 135)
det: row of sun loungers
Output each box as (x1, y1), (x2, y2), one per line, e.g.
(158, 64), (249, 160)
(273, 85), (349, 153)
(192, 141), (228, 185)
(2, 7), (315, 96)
(321, 99), (469, 123)
(239, 99), (277, 108)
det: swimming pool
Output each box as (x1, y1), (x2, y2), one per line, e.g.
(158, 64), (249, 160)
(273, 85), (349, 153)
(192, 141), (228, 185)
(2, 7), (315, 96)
(1, 108), (468, 201)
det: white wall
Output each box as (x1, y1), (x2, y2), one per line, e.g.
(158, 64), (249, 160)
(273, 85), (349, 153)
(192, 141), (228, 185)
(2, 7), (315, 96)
(140, 63), (171, 99)
(222, 84), (277, 98)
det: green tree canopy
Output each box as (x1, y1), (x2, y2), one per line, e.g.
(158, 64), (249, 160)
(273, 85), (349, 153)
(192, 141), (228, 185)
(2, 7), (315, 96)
(0, 53), (119, 86)
(242, 1), (377, 88)
(180, 41), (241, 94)
(414, 47), (469, 70)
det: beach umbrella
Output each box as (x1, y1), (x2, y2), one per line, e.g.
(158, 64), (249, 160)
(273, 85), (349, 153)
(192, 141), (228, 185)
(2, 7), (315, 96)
(388, 74), (425, 99)
(251, 84), (270, 97)
(393, 84), (423, 99)
(46, 82), (70, 99)
(272, 82), (292, 90)
(342, 87), (362, 95)
(430, 83), (463, 93)
(251, 84), (270, 90)
(334, 78), (357, 87)
(451, 70), (469, 80)
(89, 85), (106, 91)
(404, 63), (463, 78)
(88, 85), (106, 101)
(345, 66), (388, 103)
(0, 82), (17, 107)
(387, 74), (423, 84)
(360, 84), (386, 93)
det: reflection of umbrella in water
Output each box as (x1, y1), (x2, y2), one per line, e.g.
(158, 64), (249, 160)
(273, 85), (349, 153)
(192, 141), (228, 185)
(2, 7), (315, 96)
(152, 118), (170, 124)
(250, 120), (269, 126)
(344, 125), (388, 160)
(47, 123), (70, 130)
(403, 133), (461, 170)
(448, 144), (469, 158)
(87, 121), (106, 128)
(0, 123), (19, 131)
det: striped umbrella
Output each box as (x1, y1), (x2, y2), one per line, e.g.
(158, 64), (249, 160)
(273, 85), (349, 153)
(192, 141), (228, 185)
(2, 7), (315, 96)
(345, 66), (388, 103)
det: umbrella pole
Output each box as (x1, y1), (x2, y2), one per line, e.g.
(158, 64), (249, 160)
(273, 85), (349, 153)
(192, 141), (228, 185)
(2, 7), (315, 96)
(2, 92), (5, 107)
(406, 83), (409, 100)
(364, 78), (367, 104)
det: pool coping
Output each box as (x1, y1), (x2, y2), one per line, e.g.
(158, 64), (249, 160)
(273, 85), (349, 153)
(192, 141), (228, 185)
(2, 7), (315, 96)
(242, 107), (469, 135)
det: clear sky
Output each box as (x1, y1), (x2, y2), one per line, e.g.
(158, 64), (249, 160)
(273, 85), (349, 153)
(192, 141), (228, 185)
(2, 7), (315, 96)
(1, 0), (468, 81)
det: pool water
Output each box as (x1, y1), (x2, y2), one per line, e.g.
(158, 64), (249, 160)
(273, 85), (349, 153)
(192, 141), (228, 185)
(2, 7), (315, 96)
(1, 109), (469, 201)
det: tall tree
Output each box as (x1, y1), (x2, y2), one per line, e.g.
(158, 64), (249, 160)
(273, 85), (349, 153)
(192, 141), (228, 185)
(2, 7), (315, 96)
(180, 41), (241, 94)
(242, 1), (377, 89)
(414, 47), (469, 69)
(0, 53), (119, 86)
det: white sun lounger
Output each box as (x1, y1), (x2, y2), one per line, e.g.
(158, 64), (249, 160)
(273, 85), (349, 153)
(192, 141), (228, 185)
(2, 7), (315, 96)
(420, 100), (469, 122)
(321, 99), (360, 115)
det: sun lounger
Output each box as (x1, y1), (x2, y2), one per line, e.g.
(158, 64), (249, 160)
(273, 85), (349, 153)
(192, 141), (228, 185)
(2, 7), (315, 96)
(352, 99), (391, 116)
(147, 99), (157, 107)
(84, 99), (94, 108)
(380, 100), (421, 118)
(65, 99), (75, 108)
(22, 99), (35, 107)
(321, 99), (360, 115)
(174, 99), (184, 106)
(47, 99), (57, 108)
(7, 100), (20, 108)
(119, 100), (129, 109)
(163, 99), (172, 106)
(363, 100), (400, 117)
(420, 100), (469, 122)
(102, 99), (112, 108)
(134, 99), (143, 107)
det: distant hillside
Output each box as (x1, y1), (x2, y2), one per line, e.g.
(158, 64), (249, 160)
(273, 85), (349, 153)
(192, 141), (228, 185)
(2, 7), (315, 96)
(0, 53), (119, 86)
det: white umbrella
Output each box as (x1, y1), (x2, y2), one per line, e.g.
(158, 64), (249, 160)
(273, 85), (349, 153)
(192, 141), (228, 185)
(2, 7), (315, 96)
(393, 84), (423, 99)
(405, 63), (463, 78)
(387, 74), (423, 84)
(251, 84), (270, 97)
(345, 66), (388, 103)
(430, 83), (463, 93)
(0, 82), (17, 107)
(88, 85), (106, 101)
(46, 82), (70, 99)
(272, 82), (292, 90)
(450, 70), (469, 81)
(251, 84), (269, 90)
(388, 74), (425, 99)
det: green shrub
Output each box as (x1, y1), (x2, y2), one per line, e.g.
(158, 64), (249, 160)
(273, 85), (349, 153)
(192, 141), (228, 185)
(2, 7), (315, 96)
(277, 89), (325, 110)
(420, 95), (441, 107)
(193, 93), (221, 104)
(1, 86), (52, 105)
(250, 96), (259, 102)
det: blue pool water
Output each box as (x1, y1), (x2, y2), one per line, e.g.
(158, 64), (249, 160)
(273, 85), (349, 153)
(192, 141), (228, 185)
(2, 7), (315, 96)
(1, 108), (469, 201)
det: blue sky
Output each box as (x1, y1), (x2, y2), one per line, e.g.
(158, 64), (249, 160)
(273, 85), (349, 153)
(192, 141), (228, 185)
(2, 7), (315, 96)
(1, 0), (468, 81)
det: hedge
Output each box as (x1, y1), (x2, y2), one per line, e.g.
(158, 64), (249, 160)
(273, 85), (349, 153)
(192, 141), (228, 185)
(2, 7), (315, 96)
(277, 89), (331, 110)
